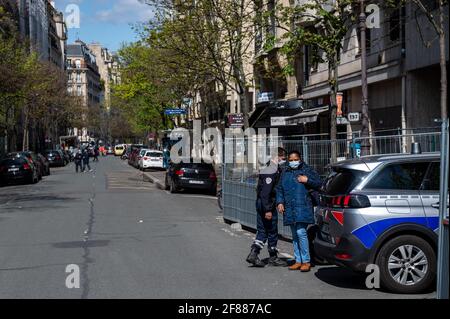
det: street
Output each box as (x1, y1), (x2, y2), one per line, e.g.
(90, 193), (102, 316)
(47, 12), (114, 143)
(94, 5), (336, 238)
(0, 156), (436, 299)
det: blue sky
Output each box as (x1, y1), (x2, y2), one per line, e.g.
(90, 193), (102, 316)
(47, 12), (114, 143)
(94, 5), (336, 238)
(53, 0), (155, 52)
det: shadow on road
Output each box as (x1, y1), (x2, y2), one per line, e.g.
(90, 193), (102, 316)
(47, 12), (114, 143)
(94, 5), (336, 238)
(314, 266), (371, 290)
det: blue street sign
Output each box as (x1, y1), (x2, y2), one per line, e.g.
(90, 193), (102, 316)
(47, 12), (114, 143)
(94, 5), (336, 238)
(164, 109), (187, 116)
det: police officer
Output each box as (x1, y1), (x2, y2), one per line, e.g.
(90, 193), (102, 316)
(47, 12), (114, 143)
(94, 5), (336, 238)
(246, 147), (287, 267)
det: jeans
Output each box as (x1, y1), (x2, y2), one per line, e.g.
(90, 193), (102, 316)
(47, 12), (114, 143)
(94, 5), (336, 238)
(290, 222), (310, 263)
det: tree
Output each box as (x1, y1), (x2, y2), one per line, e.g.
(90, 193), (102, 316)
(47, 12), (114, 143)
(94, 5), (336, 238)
(144, 0), (268, 129)
(275, 0), (355, 162)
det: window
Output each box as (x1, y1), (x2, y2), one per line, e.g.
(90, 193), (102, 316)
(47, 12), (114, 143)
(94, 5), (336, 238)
(323, 168), (369, 195)
(75, 59), (81, 68)
(422, 162), (440, 191)
(76, 72), (82, 83)
(68, 73), (72, 82)
(76, 86), (82, 96)
(365, 162), (430, 190)
(67, 86), (73, 95)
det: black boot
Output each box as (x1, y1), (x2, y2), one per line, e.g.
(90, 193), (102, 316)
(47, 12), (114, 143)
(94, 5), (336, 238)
(268, 250), (287, 267)
(246, 248), (265, 267)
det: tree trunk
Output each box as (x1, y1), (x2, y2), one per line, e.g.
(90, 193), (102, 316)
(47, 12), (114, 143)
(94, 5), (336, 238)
(329, 59), (338, 163)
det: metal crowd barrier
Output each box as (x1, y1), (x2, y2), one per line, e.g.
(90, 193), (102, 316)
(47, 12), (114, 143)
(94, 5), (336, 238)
(222, 130), (443, 246)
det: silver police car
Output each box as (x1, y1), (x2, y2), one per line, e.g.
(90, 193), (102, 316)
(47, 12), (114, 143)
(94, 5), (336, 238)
(314, 152), (441, 294)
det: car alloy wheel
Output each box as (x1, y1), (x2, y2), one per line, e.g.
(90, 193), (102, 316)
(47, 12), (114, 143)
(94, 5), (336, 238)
(388, 244), (429, 286)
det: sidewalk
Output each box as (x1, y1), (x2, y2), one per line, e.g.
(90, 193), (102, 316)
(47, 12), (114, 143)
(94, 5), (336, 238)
(142, 169), (166, 189)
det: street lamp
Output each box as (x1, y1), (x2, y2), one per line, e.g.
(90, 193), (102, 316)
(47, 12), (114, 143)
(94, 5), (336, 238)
(359, 0), (370, 156)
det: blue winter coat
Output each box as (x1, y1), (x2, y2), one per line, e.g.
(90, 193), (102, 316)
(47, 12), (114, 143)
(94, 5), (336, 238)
(275, 162), (322, 226)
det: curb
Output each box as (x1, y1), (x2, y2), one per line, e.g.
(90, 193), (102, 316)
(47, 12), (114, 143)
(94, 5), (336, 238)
(142, 172), (165, 190)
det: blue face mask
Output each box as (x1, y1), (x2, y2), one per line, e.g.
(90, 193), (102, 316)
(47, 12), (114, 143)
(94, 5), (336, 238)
(289, 161), (300, 169)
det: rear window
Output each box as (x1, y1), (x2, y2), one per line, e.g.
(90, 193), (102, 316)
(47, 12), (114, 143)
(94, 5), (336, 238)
(365, 162), (430, 190)
(323, 168), (369, 195)
(115, 146), (124, 150)
(146, 152), (162, 157)
(1, 158), (26, 165)
(179, 162), (214, 170)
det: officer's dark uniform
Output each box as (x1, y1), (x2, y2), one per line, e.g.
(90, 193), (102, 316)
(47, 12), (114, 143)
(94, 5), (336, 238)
(246, 160), (285, 267)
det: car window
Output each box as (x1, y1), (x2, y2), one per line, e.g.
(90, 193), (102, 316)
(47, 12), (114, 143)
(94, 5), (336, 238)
(147, 152), (162, 157)
(323, 168), (368, 195)
(1, 158), (26, 165)
(365, 162), (430, 190)
(422, 162), (440, 191)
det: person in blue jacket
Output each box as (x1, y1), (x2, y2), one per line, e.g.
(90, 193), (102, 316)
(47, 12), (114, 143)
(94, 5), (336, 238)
(276, 150), (322, 272)
(246, 147), (287, 267)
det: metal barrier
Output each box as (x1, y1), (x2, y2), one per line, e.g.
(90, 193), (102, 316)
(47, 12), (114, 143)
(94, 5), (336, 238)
(222, 130), (444, 245)
(222, 180), (293, 239)
(437, 119), (449, 299)
(353, 132), (441, 155)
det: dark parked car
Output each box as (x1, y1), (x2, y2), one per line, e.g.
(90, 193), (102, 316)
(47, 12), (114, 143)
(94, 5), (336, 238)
(165, 160), (217, 195)
(7, 151), (43, 180)
(128, 148), (142, 167)
(44, 150), (66, 167)
(37, 153), (50, 176)
(0, 156), (39, 185)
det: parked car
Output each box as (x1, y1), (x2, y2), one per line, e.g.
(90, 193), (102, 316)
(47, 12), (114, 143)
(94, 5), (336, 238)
(313, 152), (441, 294)
(37, 153), (50, 176)
(44, 150), (66, 167)
(7, 151), (43, 180)
(106, 146), (114, 155)
(128, 148), (141, 167)
(128, 147), (147, 168)
(0, 156), (39, 185)
(139, 150), (164, 170)
(114, 144), (126, 156)
(165, 160), (217, 195)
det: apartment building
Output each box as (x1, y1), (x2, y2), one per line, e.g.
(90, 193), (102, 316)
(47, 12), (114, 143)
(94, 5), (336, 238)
(66, 40), (103, 142)
(281, 1), (449, 136)
(87, 43), (121, 111)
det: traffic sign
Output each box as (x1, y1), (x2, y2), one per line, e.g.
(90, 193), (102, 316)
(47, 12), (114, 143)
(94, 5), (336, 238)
(164, 109), (187, 116)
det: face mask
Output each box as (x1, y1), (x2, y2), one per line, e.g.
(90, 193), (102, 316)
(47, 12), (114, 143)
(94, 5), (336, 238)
(289, 161), (300, 169)
(278, 160), (286, 165)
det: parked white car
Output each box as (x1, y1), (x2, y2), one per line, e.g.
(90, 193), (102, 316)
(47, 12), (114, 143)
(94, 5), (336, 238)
(139, 150), (164, 170)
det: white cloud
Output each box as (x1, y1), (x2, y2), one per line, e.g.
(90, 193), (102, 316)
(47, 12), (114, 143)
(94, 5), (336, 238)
(95, 0), (155, 24)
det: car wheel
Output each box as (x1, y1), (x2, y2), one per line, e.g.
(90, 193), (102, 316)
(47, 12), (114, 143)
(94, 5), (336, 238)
(376, 235), (436, 294)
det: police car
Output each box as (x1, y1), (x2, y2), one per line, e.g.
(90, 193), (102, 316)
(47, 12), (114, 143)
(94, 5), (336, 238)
(314, 152), (442, 294)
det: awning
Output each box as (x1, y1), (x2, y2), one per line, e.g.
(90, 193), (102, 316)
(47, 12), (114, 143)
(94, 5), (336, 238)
(249, 100), (303, 128)
(286, 106), (329, 125)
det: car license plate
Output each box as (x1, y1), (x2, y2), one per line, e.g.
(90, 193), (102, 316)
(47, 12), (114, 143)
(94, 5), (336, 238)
(189, 180), (204, 185)
(8, 168), (19, 172)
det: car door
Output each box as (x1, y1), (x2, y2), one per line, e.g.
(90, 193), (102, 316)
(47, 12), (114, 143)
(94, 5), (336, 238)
(419, 161), (440, 232)
(363, 161), (429, 223)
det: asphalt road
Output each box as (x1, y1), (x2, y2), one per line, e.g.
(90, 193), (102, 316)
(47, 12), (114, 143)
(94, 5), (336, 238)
(0, 156), (436, 299)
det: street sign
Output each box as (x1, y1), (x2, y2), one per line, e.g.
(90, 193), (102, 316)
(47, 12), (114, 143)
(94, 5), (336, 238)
(337, 117), (350, 125)
(228, 113), (244, 128)
(257, 92), (274, 103)
(164, 109), (187, 116)
(271, 117), (288, 126)
(348, 112), (361, 122)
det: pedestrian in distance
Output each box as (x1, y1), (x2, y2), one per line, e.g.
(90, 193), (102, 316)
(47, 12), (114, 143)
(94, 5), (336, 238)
(275, 150), (322, 272)
(82, 148), (93, 172)
(246, 147), (287, 268)
(74, 150), (83, 173)
(93, 146), (99, 162)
